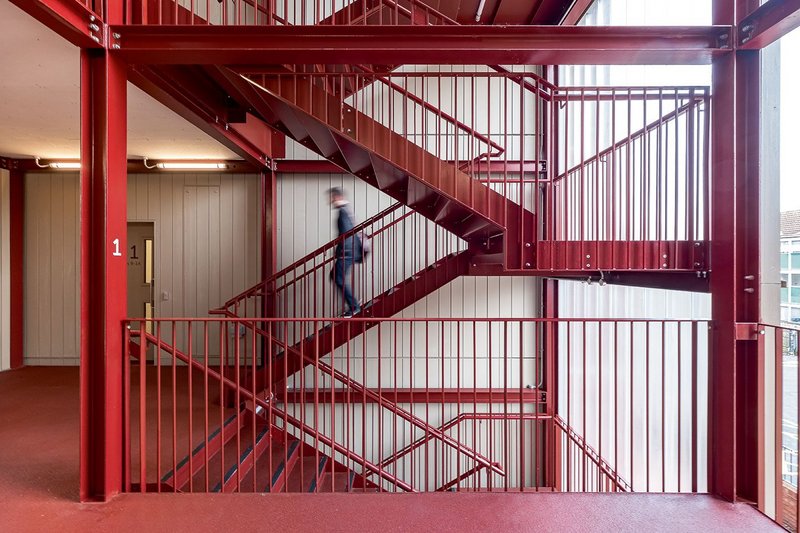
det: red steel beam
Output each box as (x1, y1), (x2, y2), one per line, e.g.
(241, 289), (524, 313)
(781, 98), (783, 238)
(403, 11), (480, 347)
(111, 24), (732, 65)
(9, 168), (24, 369)
(280, 388), (546, 404)
(10, 0), (104, 48)
(738, 0), (800, 49)
(79, 48), (127, 502)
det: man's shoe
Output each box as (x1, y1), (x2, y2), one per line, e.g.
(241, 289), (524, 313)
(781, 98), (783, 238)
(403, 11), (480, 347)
(342, 306), (361, 318)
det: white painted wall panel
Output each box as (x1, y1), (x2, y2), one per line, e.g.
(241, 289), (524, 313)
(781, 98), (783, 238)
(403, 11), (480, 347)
(0, 169), (10, 371)
(23, 172), (79, 366)
(24, 172), (261, 365)
(276, 172), (395, 269)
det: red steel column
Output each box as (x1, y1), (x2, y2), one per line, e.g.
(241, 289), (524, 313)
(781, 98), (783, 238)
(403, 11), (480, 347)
(261, 167), (277, 283)
(9, 168), (24, 369)
(260, 167), (277, 321)
(710, 0), (761, 502)
(79, 47), (128, 502)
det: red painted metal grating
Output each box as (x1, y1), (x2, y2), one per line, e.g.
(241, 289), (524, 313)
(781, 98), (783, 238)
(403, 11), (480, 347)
(123, 317), (710, 494)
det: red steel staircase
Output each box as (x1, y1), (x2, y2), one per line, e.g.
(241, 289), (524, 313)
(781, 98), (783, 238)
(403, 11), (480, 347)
(122, 0), (710, 496)
(212, 66), (537, 270)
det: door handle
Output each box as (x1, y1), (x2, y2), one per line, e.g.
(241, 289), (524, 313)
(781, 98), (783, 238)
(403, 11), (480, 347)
(150, 278), (156, 315)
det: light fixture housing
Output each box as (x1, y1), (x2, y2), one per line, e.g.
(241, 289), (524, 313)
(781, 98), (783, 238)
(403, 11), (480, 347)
(48, 162), (81, 170)
(155, 162), (228, 170)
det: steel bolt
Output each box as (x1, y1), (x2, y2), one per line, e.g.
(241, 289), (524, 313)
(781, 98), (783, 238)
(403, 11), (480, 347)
(744, 287), (755, 293)
(585, 263), (591, 268)
(585, 254), (590, 259)
(662, 263), (667, 268)
(89, 23), (100, 32)
(112, 43), (121, 49)
(525, 242), (531, 248)
(744, 275), (755, 280)
(525, 262), (531, 267)
(113, 32), (121, 39)
(662, 254), (668, 259)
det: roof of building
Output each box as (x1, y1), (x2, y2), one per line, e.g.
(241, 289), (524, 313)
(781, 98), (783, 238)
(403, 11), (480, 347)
(781, 210), (800, 238)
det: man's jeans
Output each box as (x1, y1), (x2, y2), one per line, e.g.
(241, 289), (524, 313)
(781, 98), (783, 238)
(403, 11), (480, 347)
(333, 254), (359, 313)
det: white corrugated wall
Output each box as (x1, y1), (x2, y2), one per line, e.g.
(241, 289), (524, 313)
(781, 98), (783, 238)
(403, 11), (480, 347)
(23, 172), (262, 365)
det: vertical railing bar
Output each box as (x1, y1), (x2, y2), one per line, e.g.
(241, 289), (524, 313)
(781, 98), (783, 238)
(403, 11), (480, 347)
(171, 321), (178, 493)
(123, 323), (131, 492)
(251, 320), (257, 492)
(582, 321), (586, 491)
(456, 321), (462, 492)
(488, 321), (494, 492)
(646, 322), (650, 491)
(203, 321), (209, 492)
(138, 323), (147, 492)
(598, 321), (603, 491)
(613, 321), (619, 492)
(691, 321), (698, 493)
(235, 319), (242, 492)
(661, 320), (666, 492)
(182, 321), (192, 492)
(219, 319), (225, 491)
(520, 321), (525, 491)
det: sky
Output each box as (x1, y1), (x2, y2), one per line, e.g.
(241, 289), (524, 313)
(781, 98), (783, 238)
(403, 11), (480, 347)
(780, 28), (800, 212)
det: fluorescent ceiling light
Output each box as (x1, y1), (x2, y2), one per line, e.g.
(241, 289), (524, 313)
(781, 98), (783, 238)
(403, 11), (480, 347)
(49, 162), (81, 170)
(155, 162), (228, 170)
(475, 0), (487, 21)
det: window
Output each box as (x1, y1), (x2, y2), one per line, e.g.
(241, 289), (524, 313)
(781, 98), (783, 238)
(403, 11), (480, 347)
(793, 253), (800, 269)
(783, 288), (790, 303)
(783, 253), (790, 269)
(794, 274), (800, 287)
(793, 287), (800, 302)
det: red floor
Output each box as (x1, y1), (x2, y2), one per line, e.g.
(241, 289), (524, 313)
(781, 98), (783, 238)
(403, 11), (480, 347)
(0, 367), (783, 532)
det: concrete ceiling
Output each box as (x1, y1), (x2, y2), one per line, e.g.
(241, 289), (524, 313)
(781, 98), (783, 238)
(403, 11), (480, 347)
(0, 1), (237, 160)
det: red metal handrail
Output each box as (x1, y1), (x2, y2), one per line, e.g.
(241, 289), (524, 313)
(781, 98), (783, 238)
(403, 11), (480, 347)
(210, 312), (506, 478)
(378, 412), (548, 470)
(124, 317), (710, 493)
(218, 201), (407, 312)
(129, 329), (417, 492)
(554, 415), (631, 492)
(552, 91), (709, 184)
(358, 68), (506, 168)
